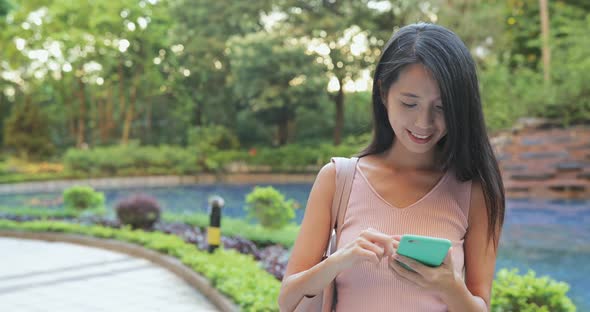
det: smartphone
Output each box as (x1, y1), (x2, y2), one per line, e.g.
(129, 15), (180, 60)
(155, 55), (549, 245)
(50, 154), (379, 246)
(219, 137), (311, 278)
(395, 234), (451, 271)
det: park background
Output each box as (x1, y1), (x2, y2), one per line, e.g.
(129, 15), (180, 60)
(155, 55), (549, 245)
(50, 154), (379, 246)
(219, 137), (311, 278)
(0, 0), (589, 311)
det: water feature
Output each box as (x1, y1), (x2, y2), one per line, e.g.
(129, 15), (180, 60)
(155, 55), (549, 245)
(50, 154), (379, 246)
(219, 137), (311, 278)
(1, 184), (588, 309)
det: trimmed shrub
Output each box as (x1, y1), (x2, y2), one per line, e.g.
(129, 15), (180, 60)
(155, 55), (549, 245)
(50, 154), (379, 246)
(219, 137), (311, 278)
(245, 186), (295, 229)
(63, 186), (105, 211)
(116, 194), (162, 230)
(63, 144), (198, 176)
(492, 269), (576, 312)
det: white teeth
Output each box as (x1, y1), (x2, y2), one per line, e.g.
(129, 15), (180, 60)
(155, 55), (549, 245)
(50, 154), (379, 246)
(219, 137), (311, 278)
(410, 131), (431, 139)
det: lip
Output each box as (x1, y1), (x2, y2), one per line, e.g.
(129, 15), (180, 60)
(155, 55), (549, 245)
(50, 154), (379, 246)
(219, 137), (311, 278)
(407, 129), (433, 144)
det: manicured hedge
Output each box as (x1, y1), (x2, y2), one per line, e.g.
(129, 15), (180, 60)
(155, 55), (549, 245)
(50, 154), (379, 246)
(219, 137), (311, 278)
(0, 207), (298, 248)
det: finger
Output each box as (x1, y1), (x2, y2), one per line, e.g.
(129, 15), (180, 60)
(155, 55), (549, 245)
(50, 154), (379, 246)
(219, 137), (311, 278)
(357, 238), (385, 259)
(394, 254), (428, 276)
(389, 259), (422, 287)
(355, 247), (381, 264)
(361, 228), (396, 256)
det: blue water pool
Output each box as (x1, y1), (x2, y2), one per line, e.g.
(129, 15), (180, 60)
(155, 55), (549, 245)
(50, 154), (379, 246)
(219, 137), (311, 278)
(1, 183), (588, 309)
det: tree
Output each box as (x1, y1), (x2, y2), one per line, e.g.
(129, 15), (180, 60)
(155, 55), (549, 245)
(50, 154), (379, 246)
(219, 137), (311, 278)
(276, 1), (375, 145)
(229, 31), (328, 145)
(275, 0), (438, 145)
(2, 0), (172, 148)
(169, 0), (273, 131)
(3, 95), (54, 159)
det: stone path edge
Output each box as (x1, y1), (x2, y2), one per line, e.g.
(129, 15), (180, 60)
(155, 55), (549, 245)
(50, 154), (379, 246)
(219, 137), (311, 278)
(0, 230), (240, 312)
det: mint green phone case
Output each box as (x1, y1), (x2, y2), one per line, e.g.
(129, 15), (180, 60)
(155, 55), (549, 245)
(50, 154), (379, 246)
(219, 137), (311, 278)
(396, 234), (452, 269)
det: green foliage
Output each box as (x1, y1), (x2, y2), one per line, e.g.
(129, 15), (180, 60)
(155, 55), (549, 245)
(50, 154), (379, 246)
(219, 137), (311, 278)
(488, 1), (590, 126)
(0, 0), (12, 17)
(3, 0), (590, 158)
(169, 0), (273, 131)
(2, 138), (365, 183)
(544, 12), (590, 125)
(228, 31), (328, 145)
(188, 125), (240, 153)
(245, 186), (295, 229)
(3, 100), (55, 160)
(492, 269), (576, 312)
(63, 186), (105, 211)
(480, 62), (546, 131)
(0, 206), (78, 218)
(63, 144), (198, 176)
(0, 206), (106, 218)
(247, 142), (359, 172)
(187, 125), (242, 172)
(163, 212), (299, 247)
(0, 219), (280, 311)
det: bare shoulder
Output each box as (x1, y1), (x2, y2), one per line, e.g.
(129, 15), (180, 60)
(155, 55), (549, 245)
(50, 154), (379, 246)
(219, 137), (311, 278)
(282, 161), (337, 277)
(318, 161), (336, 182)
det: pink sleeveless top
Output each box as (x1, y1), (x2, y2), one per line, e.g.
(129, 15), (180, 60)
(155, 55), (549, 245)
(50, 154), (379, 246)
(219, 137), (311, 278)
(334, 162), (472, 312)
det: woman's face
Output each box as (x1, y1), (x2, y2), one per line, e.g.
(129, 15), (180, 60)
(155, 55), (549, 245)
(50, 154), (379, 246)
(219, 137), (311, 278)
(382, 63), (447, 154)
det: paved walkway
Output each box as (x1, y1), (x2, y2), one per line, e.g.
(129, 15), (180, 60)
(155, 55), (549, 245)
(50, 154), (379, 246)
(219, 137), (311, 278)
(0, 237), (220, 312)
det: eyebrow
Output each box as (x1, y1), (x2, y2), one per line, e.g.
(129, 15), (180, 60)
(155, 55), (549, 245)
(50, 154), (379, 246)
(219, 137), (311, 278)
(400, 92), (441, 101)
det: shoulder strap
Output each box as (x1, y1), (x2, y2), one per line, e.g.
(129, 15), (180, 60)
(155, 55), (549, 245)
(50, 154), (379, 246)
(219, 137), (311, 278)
(329, 157), (359, 253)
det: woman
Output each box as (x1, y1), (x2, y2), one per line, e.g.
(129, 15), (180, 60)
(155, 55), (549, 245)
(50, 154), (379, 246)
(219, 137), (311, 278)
(279, 23), (505, 312)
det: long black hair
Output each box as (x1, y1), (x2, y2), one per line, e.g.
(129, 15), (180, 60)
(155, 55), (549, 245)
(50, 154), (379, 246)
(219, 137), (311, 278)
(358, 23), (505, 247)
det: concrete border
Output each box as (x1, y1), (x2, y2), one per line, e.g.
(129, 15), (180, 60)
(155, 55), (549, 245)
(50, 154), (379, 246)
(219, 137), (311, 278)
(0, 173), (317, 195)
(0, 230), (239, 312)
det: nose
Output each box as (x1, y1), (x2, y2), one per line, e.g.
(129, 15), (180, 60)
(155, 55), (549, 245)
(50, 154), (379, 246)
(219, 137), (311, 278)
(414, 106), (434, 130)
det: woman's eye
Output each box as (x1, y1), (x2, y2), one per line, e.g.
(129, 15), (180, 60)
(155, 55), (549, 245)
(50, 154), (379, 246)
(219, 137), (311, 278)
(435, 106), (444, 111)
(402, 102), (416, 108)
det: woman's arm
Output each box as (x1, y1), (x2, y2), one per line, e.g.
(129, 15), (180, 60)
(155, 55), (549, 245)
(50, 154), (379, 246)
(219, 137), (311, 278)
(278, 162), (340, 311)
(443, 179), (501, 311)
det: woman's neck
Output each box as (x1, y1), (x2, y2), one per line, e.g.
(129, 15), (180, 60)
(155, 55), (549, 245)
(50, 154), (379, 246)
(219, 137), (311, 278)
(380, 140), (439, 172)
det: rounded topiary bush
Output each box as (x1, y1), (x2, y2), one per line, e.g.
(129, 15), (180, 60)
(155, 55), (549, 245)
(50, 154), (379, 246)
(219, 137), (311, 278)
(492, 269), (576, 312)
(63, 186), (105, 211)
(115, 194), (162, 230)
(245, 186), (295, 229)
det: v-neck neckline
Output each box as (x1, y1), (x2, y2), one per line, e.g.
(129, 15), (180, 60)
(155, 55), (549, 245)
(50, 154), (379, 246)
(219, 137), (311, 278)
(356, 163), (449, 211)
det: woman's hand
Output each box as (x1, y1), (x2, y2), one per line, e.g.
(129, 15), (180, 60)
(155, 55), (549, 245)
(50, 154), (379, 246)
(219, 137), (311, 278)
(388, 247), (461, 297)
(332, 228), (400, 270)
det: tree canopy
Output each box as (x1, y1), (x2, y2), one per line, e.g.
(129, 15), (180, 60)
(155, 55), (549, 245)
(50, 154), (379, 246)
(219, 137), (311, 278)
(1, 0), (588, 159)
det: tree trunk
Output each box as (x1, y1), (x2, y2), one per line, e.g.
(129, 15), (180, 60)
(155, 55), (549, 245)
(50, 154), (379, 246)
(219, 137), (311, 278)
(118, 60), (126, 132)
(121, 82), (137, 145)
(103, 85), (115, 143)
(97, 97), (105, 144)
(76, 77), (86, 148)
(539, 0), (551, 84)
(62, 76), (76, 142)
(145, 101), (152, 143)
(278, 119), (289, 146)
(333, 77), (345, 146)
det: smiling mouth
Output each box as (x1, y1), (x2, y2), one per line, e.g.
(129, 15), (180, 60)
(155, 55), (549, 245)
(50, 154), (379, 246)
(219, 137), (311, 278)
(407, 129), (433, 143)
